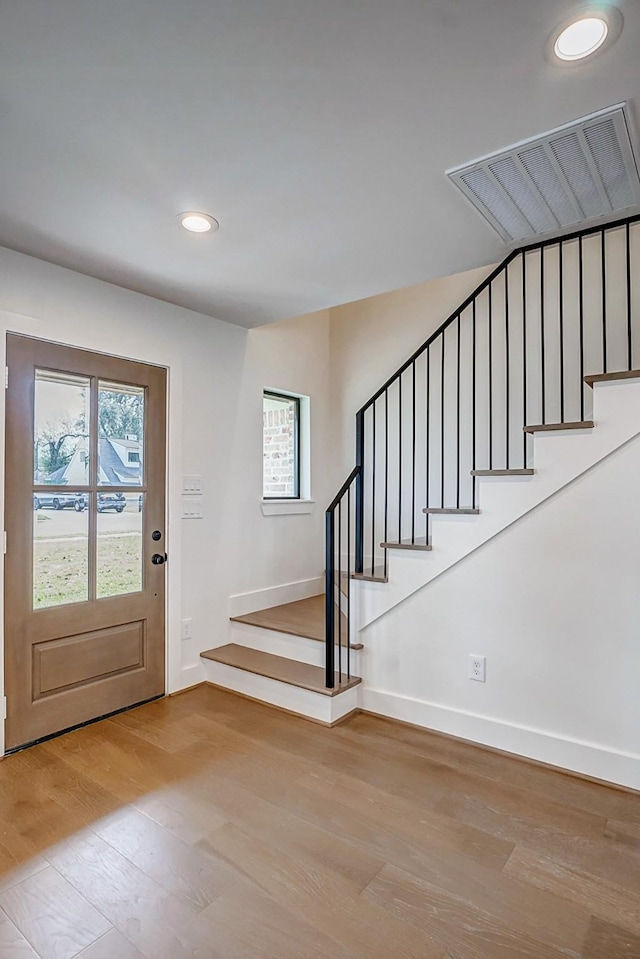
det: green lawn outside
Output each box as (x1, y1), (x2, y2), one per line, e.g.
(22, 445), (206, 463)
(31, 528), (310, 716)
(34, 534), (142, 609)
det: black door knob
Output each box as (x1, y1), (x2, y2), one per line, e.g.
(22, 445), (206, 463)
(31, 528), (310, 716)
(152, 530), (162, 541)
(151, 553), (167, 565)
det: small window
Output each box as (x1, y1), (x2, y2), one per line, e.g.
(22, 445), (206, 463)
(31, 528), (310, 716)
(127, 451), (140, 464)
(263, 391), (300, 499)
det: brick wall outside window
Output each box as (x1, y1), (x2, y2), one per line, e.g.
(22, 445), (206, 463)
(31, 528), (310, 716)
(263, 394), (298, 497)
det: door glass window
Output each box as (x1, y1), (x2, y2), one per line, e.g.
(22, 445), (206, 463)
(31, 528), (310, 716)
(98, 382), (144, 487)
(97, 494), (144, 599)
(34, 371), (90, 485)
(33, 491), (89, 608)
(31, 372), (147, 610)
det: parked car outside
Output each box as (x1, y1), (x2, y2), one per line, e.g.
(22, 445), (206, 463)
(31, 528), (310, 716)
(97, 492), (126, 513)
(33, 493), (85, 511)
(33, 491), (127, 512)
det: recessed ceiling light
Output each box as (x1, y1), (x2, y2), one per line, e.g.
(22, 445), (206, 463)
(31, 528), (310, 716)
(547, 6), (623, 65)
(179, 212), (219, 233)
(554, 16), (608, 60)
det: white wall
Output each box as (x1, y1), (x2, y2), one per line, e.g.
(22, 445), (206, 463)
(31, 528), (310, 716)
(0, 247), (331, 754)
(222, 309), (332, 616)
(361, 431), (640, 790)
(329, 263), (491, 479)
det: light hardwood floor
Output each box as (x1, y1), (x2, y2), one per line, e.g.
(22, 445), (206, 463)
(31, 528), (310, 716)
(0, 685), (638, 959)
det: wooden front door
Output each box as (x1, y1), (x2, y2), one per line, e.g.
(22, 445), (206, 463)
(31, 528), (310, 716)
(4, 335), (167, 751)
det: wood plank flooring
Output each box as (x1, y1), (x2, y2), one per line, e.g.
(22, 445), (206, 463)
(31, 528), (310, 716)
(0, 685), (638, 959)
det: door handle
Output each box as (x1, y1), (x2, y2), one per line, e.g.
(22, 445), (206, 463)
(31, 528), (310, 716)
(151, 553), (167, 565)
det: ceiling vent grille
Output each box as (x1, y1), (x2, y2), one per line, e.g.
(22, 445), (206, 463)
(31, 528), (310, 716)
(447, 104), (640, 243)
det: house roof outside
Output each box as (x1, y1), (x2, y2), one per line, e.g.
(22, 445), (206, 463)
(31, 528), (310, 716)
(40, 437), (142, 486)
(0, 1), (638, 327)
(98, 437), (142, 486)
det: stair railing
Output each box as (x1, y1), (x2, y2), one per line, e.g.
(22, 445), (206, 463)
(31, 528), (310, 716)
(325, 212), (640, 687)
(325, 466), (359, 688)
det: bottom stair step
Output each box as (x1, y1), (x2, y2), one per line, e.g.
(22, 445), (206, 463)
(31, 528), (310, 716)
(201, 644), (361, 696)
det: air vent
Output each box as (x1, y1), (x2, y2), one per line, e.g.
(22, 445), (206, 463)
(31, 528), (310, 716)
(447, 104), (640, 242)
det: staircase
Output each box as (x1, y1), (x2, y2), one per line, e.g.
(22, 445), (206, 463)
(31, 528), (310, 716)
(201, 212), (640, 725)
(201, 595), (362, 724)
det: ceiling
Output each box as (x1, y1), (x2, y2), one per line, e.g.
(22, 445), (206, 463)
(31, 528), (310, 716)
(0, 1), (638, 328)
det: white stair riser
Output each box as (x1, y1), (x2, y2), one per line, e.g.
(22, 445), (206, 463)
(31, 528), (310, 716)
(230, 621), (361, 670)
(202, 660), (361, 725)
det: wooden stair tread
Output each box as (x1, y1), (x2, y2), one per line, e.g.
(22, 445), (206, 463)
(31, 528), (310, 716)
(231, 595), (362, 649)
(585, 369), (640, 386)
(523, 420), (594, 433)
(381, 538), (432, 551)
(351, 567), (388, 583)
(201, 644), (361, 696)
(471, 469), (534, 476)
(423, 507), (479, 515)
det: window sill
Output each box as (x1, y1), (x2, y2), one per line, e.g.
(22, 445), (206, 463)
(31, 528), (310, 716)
(261, 499), (315, 516)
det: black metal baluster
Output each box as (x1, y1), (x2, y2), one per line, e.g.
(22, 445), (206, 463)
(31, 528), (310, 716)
(347, 485), (351, 681)
(355, 411), (364, 574)
(472, 300), (477, 506)
(602, 229), (607, 374)
(337, 499), (342, 682)
(627, 221), (632, 370)
(371, 402), (376, 575)
(579, 236), (585, 420)
(522, 252), (527, 465)
(541, 248), (546, 424)
(325, 510), (335, 688)
(441, 332), (445, 506)
(384, 389), (389, 577)
(488, 283), (493, 468)
(411, 360), (416, 544)
(425, 350), (430, 537)
(456, 313), (461, 507)
(559, 242), (564, 423)
(505, 266), (510, 468)
(398, 375), (402, 544)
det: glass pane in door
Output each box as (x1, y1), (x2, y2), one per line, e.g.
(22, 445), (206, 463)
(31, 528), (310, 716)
(97, 493), (144, 598)
(98, 382), (144, 486)
(33, 491), (89, 608)
(34, 370), (90, 485)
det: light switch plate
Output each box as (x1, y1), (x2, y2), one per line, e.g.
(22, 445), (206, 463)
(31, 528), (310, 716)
(181, 496), (203, 519)
(182, 475), (203, 494)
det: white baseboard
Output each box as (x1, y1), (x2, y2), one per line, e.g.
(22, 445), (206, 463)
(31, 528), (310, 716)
(361, 688), (640, 792)
(202, 659), (360, 724)
(168, 662), (205, 694)
(229, 576), (323, 618)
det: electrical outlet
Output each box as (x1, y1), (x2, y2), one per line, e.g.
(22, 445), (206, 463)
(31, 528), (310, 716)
(468, 654), (486, 682)
(181, 618), (192, 642)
